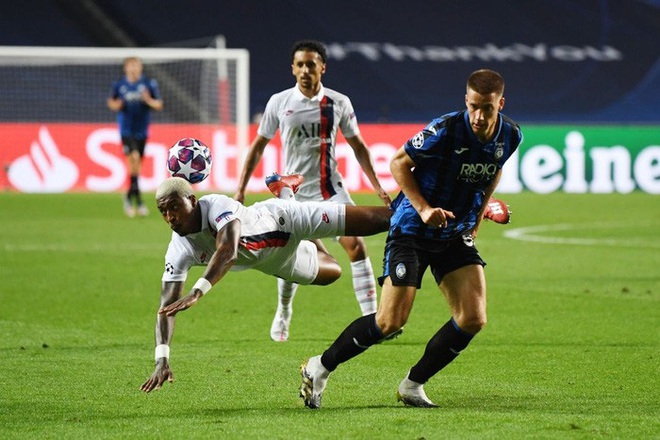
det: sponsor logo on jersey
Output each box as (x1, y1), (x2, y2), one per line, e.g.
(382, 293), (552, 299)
(494, 146), (503, 160)
(454, 147), (469, 154)
(322, 212), (329, 223)
(458, 162), (498, 183)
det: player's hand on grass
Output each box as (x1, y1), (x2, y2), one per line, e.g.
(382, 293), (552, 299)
(159, 291), (203, 317)
(140, 359), (173, 393)
(419, 206), (455, 229)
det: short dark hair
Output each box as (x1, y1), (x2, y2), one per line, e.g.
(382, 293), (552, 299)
(290, 40), (327, 64)
(467, 69), (505, 95)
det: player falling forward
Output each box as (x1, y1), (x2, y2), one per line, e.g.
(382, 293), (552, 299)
(140, 175), (391, 393)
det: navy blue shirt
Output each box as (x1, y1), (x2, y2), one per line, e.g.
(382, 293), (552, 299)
(389, 110), (522, 240)
(109, 75), (161, 139)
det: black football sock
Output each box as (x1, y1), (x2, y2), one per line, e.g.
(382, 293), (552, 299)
(321, 313), (383, 372)
(129, 175), (140, 203)
(408, 318), (474, 384)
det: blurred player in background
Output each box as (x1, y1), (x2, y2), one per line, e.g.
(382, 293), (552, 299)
(107, 56), (163, 217)
(234, 40), (391, 342)
(140, 176), (391, 393)
(299, 69), (523, 409)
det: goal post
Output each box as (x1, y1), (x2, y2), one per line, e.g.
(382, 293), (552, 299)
(0, 45), (249, 193)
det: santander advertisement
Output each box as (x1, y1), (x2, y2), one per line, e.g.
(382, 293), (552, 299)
(0, 123), (658, 194)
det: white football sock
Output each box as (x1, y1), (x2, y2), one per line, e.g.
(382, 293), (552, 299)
(277, 278), (298, 315)
(350, 257), (377, 315)
(279, 187), (295, 200)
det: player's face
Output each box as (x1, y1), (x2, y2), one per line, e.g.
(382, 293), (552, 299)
(123, 59), (143, 82)
(292, 50), (326, 96)
(157, 194), (197, 236)
(465, 88), (505, 142)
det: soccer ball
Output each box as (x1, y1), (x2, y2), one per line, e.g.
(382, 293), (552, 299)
(167, 138), (212, 184)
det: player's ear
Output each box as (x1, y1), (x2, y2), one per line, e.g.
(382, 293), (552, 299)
(189, 194), (198, 206)
(499, 96), (505, 111)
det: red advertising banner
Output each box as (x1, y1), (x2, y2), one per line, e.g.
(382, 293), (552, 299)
(0, 123), (411, 194)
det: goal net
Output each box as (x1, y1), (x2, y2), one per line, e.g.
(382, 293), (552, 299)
(0, 45), (249, 193)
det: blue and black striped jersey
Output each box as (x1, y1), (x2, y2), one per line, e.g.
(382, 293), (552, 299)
(109, 74), (161, 139)
(389, 110), (522, 240)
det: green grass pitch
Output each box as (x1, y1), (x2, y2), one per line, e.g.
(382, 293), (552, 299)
(0, 190), (658, 439)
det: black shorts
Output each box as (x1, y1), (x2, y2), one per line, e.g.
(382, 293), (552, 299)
(379, 235), (486, 288)
(122, 136), (147, 157)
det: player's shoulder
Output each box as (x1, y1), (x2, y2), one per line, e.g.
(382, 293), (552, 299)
(269, 86), (297, 102)
(425, 111), (463, 134)
(200, 193), (233, 206)
(323, 87), (351, 103)
(499, 113), (523, 143)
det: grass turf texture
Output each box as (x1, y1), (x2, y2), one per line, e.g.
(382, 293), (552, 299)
(0, 191), (658, 439)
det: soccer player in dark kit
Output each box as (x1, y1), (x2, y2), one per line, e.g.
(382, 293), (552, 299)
(300, 69), (522, 409)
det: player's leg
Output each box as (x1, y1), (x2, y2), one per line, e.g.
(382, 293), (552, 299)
(338, 235), (377, 315)
(343, 205), (391, 236)
(271, 278), (298, 342)
(300, 238), (420, 409)
(311, 239), (342, 285)
(134, 139), (148, 216)
(300, 280), (414, 409)
(399, 264), (486, 407)
(122, 137), (138, 217)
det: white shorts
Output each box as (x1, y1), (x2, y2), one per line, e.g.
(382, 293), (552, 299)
(296, 184), (356, 206)
(246, 198), (346, 284)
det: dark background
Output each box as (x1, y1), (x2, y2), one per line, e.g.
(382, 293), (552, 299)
(2, 0), (659, 124)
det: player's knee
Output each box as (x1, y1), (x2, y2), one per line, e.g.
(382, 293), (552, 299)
(376, 314), (406, 337)
(457, 313), (487, 334)
(341, 237), (367, 261)
(313, 264), (342, 285)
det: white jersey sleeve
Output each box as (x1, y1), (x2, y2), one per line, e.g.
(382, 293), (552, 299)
(162, 235), (196, 282)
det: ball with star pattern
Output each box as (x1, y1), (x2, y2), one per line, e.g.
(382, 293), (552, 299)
(167, 138), (212, 184)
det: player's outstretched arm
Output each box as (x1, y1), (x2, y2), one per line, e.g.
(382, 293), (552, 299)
(140, 358), (173, 393)
(346, 135), (392, 207)
(234, 135), (270, 203)
(160, 219), (241, 317)
(141, 281), (183, 393)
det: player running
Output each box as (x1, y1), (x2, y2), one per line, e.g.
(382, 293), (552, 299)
(299, 69), (522, 409)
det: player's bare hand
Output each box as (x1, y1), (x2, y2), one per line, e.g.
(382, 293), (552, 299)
(233, 190), (245, 204)
(376, 188), (392, 207)
(140, 360), (173, 393)
(420, 206), (455, 229)
(159, 291), (202, 317)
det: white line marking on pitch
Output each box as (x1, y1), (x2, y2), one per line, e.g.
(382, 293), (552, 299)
(503, 223), (660, 248)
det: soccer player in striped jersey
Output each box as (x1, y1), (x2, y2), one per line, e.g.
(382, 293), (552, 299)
(107, 56), (163, 218)
(235, 40), (391, 342)
(140, 177), (391, 393)
(300, 69), (523, 409)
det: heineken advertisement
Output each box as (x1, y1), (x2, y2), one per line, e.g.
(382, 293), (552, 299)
(498, 126), (659, 194)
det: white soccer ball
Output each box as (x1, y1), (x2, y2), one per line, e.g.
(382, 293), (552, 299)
(167, 138), (212, 184)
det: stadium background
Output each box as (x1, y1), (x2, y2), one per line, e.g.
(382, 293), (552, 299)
(1, 0), (658, 193)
